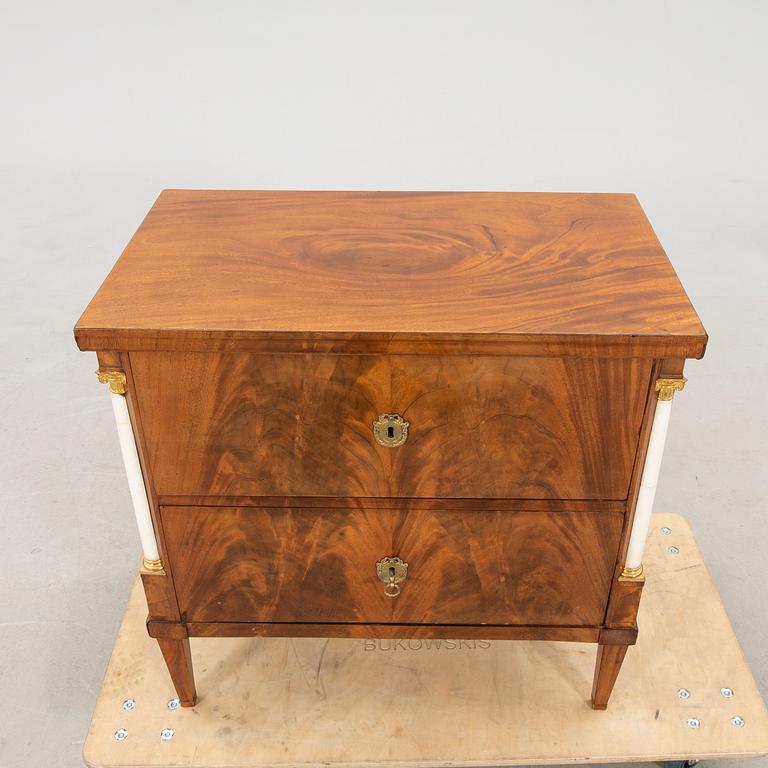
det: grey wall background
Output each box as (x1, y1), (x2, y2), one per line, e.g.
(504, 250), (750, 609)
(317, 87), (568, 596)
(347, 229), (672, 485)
(1, 1), (766, 766)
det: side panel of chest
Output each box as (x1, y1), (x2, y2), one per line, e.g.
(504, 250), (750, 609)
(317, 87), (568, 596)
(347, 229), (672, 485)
(130, 352), (651, 500)
(161, 504), (623, 626)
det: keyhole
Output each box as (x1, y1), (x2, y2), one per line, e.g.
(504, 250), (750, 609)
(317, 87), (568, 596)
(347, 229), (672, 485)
(387, 425), (395, 439)
(389, 566), (395, 578)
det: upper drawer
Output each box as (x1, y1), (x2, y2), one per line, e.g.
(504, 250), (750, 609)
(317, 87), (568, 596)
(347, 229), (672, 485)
(130, 352), (651, 500)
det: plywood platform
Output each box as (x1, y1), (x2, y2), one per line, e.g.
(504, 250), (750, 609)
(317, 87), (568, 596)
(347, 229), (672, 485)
(83, 514), (768, 768)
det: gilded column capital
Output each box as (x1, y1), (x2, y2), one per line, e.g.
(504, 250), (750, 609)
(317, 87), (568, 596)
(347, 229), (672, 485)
(655, 377), (687, 401)
(96, 369), (127, 395)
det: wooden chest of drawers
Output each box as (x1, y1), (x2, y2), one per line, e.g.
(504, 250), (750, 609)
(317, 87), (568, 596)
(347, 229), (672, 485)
(75, 190), (706, 710)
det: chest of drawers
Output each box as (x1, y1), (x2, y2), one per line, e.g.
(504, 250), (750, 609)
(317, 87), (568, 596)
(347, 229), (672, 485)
(75, 190), (706, 710)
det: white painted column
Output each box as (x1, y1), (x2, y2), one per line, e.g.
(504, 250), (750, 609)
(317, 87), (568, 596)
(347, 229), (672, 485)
(623, 378), (686, 576)
(98, 371), (163, 570)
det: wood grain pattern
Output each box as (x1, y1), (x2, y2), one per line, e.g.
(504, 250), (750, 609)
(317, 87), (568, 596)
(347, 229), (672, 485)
(156, 637), (197, 707)
(605, 579), (645, 627)
(605, 578), (645, 628)
(74, 191), (707, 359)
(95, 350), (121, 368)
(148, 620), (601, 643)
(78, 333), (706, 359)
(598, 627), (638, 646)
(139, 571), (177, 622)
(155, 496), (626, 513)
(591, 643), (629, 709)
(132, 352), (652, 500)
(161, 505), (624, 627)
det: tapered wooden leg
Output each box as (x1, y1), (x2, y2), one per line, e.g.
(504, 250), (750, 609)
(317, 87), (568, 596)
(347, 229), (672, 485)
(591, 643), (629, 710)
(157, 637), (197, 707)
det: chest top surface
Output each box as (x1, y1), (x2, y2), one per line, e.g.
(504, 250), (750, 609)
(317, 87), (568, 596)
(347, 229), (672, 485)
(75, 190), (706, 357)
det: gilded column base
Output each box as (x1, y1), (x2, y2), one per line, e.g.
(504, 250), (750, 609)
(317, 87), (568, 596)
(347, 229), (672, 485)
(619, 563), (645, 582)
(141, 557), (166, 575)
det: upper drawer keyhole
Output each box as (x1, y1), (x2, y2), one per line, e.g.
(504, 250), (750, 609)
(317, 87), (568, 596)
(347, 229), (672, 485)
(373, 413), (410, 448)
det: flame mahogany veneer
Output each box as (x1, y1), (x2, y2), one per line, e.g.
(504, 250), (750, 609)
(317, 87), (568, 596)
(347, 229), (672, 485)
(75, 190), (707, 710)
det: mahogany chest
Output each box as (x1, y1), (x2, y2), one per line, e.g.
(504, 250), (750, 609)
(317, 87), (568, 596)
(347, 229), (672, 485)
(75, 190), (707, 709)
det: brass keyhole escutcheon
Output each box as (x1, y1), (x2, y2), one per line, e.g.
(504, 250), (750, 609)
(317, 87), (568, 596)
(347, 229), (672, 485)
(373, 413), (409, 448)
(376, 556), (408, 598)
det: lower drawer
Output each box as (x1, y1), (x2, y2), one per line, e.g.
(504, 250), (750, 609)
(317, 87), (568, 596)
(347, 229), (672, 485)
(161, 505), (623, 626)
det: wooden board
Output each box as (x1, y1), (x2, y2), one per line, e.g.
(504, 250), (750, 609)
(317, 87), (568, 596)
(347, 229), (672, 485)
(73, 191), (707, 358)
(83, 513), (768, 767)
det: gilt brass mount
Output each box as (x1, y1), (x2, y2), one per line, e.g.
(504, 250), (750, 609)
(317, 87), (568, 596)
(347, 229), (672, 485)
(655, 377), (687, 401)
(376, 556), (408, 598)
(96, 369), (127, 395)
(141, 557), (166, 575)
(619, 564), (645, 581)
(373, 413), (409, 448)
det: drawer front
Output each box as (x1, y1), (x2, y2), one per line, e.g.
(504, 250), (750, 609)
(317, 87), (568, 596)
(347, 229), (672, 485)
(162, 505), (624, 626)
(132, 352), (651, 500)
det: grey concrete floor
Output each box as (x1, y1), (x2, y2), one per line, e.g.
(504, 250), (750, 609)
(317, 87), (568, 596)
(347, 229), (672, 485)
(1, 2), (766, 767)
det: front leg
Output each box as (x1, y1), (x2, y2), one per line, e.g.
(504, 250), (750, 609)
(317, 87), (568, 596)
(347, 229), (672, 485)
(156, 636), (197, 707)
(591, 642), (629, 709)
